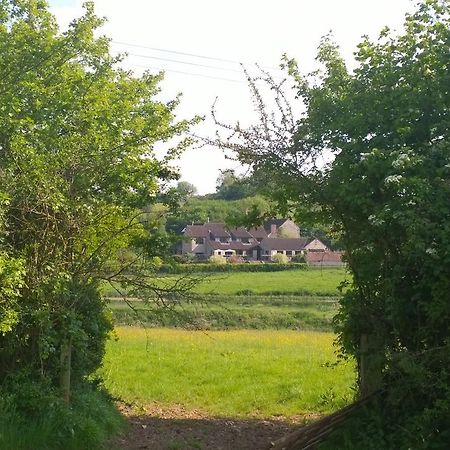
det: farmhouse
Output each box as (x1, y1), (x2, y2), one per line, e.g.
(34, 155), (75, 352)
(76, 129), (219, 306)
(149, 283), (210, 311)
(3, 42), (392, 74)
(180, 219), (329, 261)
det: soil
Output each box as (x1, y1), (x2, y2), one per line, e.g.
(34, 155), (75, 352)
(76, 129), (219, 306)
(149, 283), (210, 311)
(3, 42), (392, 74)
(114, 403), (318, 450)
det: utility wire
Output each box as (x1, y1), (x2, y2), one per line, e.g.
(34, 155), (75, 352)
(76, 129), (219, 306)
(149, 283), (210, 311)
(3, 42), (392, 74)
(122, 52), (245, 74)
(121, 62), (248, 84)
(112, 40), (285, 73)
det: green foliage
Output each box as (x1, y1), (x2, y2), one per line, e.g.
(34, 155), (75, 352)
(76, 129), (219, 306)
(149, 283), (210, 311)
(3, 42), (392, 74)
(165, 195), (272, 234)
(0, 0), (196, 446)
(271, 253), (289, 264)
(0, 381), (123, 450)
(209, 254), (227, 265)
(157, 262), (307, 273)
(110, 295), (339, 331)
(217, 0), (450, 445)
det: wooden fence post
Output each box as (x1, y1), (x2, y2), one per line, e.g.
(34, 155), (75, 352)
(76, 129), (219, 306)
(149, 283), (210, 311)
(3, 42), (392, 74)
(60, 337), (72, 404)
(359, 333), (383, 398)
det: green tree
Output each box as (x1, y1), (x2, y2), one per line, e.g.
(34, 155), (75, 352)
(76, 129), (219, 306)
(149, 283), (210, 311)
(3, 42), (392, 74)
(0, 0), (196, 440)
(176, 181), (198, 199)
(215, 1), (450, 447)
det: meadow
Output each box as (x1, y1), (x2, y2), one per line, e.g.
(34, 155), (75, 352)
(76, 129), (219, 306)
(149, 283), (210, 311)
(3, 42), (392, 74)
(163, 267), (347, 296)
(102, 267), (355, 423)
(100, 327), (356, 418)
(107, 267), (347, 330)
(110, 295), (339, 330)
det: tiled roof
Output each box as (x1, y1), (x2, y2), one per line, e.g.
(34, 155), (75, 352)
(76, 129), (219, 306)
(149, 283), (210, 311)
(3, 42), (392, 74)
(230, 227), (254, 239)
(184, 224), (210, 238)
(247, 226), (269, 239)
(263, 219), (288, 233)
(207, 223), (230, 238)
(259, 238), (309, 251)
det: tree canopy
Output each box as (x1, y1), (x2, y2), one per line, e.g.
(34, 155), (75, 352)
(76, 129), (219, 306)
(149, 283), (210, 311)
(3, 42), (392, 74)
(214, 0), (450, 447)
(0, 1), (196, 444)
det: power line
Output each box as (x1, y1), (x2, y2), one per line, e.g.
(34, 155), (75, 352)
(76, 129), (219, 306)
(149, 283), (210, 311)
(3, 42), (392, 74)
(123, 52), (245, 74)
(121, 62), (247, 84)
(112, 40), (284, 73)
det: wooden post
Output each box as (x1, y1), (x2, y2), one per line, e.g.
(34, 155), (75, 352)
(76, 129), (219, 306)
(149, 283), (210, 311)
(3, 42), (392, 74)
(359, 333), (383, 398)
(60, 337), (72, 404)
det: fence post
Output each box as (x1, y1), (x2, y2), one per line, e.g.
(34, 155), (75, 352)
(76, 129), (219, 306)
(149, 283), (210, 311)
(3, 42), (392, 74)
(360, 333), (383, 398)
(60, 337), (72, 404)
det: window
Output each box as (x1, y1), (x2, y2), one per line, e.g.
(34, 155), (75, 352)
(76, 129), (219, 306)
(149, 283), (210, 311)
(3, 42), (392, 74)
(242, 238), (250, 244)
(217, 251), (222, 255)
(219, 237), (230, 244)
(225, 251), (233, 256)
(195, 237), (204, 244)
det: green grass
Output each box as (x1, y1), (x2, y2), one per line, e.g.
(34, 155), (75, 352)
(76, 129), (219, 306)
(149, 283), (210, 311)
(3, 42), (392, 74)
(100, 327), (356, 418)
(160, 267), (347, 296)
(102, 268), (348, 298)
(109, 295), (340, 331)
(0, 386), (124, 450)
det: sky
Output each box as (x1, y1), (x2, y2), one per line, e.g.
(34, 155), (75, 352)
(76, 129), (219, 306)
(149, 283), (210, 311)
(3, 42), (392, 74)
(48, 0), (416, 194)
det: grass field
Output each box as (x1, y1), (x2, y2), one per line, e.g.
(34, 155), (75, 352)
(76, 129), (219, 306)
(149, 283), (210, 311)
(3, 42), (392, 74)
(110, 295), (340, 331)
(100, 327), (356, 418)
(102, 267), (348, 299)
(167, 267), (348, 296)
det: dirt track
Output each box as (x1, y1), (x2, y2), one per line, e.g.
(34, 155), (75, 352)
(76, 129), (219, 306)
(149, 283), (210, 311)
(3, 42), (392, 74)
(114, 403), (315, 450)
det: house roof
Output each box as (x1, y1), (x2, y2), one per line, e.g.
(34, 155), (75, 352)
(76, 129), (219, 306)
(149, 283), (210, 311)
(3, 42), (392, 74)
(207, 223), (230, 238)
(263, 219), (288, 233)
(184, 224), (210, 238)
(259, 238), (309, 251)
(247, 226), (269, 239)
(230, 227), (254, 239)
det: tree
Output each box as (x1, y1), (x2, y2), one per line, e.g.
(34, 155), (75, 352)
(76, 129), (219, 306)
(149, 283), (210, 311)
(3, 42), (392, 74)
(176, 181), (198, 199)
(214, 1), (450, 447)
(0, 0), (197, 440)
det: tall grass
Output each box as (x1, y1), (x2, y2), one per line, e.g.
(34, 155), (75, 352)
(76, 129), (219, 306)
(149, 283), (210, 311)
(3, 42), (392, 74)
(0, 386), (124, 450)
(100, 327), (356, 418)
(109, 295), (340, 331)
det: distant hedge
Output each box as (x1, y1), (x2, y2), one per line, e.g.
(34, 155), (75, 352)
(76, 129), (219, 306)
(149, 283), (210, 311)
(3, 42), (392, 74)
(158, 263), (308, 273)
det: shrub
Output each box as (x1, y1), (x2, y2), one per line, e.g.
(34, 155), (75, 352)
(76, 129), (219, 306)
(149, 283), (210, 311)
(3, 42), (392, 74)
(209, 254), (227, 265)
(271, 253), (289, 264)
(157, 262), (308, 273)
(291, 254), (306, 263)
(227, 255), (244, 264)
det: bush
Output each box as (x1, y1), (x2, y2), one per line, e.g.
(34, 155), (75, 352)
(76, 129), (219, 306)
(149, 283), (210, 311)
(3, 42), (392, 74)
(158, 262), (308, 273)
(271, 253), (289, 264)
(209, 254), (227, 265)
(291, 254), (306, 263)
(0, 379), (124, 450)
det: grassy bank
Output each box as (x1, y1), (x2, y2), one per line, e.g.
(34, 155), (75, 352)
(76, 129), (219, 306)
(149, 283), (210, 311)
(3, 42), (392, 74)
(109, 295), (339, 331)
(100, 327), (356, 418)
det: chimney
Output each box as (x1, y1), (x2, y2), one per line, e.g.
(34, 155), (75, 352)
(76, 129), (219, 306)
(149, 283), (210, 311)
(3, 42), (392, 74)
(270, 223), (277, 236)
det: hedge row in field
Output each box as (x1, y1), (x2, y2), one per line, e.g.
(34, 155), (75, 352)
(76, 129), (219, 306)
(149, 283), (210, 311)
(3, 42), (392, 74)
(158, 262), (308, 273)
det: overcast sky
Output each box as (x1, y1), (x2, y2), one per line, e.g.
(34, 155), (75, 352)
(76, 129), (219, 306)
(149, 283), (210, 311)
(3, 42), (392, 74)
(48, 0), (416, 194)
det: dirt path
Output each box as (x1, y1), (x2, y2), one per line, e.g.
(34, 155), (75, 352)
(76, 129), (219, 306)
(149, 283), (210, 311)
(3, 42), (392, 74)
(114, 403), (316, 450)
